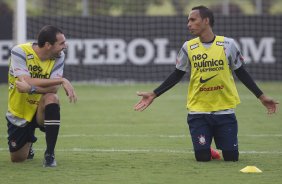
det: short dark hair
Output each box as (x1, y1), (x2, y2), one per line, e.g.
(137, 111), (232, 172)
(37, 25), (63, 48)
(192, 5), (214, 27)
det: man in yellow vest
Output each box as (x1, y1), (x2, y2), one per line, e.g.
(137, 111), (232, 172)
(6, 25), (77, 167)
(134, 6), (278, 161)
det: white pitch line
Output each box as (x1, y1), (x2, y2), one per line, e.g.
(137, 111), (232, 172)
(0, 134), (188, 138)
(1, 134), (282, 138)
(0, 148), (281, 154)
(57, 134), (188, 138)
(57, 134), (282, 138)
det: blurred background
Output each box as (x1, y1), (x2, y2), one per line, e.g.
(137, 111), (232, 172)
(0, 0), (281, 83)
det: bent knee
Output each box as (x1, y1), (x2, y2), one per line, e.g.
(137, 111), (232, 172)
(195, 149), (211, 162)
(10, 154), (28, 162)
(10, 143), (31, 162)
(42, 93), (59, 104)
(11, 157), (26, 163)
(222, 150), (239, 161)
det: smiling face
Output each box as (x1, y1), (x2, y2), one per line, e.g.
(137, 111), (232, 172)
(187, 9), (210, 37)
(49, 33), (67, 58)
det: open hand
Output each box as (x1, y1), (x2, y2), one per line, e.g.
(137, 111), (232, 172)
(259, 94), (279, 114)
(134, 92), (156, 111)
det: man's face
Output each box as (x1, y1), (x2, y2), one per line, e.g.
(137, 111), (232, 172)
(50, 33), (67, 58)
(187, 10), (208, 36)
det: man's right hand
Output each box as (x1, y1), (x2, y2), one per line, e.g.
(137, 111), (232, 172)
(15, 78), (31, 93)
(134, 92), (156, 111)
(258, 94), (279, 114)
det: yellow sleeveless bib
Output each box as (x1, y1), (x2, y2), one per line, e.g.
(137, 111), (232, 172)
(8, 43), (56, 122)
(187, 36), (240, 111)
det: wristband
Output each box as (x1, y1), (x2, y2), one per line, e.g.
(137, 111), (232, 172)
(29, 85), (36, 94)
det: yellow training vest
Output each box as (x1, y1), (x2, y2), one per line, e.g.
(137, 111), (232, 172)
(8, 43), (56, 122)
(187, 36), (240, 111)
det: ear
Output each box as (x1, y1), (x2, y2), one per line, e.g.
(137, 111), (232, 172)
(45, 42), (52, 49)
(204, 17), (210, 25)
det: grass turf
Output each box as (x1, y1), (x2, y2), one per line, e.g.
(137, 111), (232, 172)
(0, 82), (281, 184)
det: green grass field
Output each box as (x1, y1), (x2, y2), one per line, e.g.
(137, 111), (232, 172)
(0, 82), (281, 184)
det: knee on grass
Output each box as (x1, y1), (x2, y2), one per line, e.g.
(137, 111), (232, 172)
(195, 149), (211, 162)
(222, 150), (239, 161)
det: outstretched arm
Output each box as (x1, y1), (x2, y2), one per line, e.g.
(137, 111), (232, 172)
(234, 66), (279, 114)
(153, 69), (186, 97)
(134, 69), (185, 111)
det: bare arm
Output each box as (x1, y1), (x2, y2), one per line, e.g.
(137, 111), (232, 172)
(19, 75), (64, 88)
(16, 76), (77, 103)
(16, 79), (58, 94)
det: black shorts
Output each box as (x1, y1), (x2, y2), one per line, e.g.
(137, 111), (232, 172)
(6, 116), (45, 152)
(187, 113), (238, 151)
